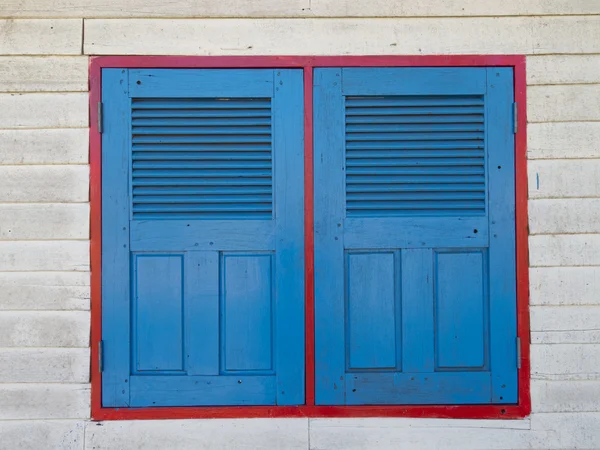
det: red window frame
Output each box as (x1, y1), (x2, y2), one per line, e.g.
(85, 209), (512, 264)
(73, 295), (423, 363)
(90, 55), (530, 421)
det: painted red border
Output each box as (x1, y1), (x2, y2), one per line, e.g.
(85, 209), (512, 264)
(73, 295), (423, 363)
(90, 55), (530, 421)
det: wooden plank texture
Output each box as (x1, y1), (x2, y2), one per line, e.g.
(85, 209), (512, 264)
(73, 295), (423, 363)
(134, 255), (185, 372)
(0, 57), (88, 92)
(0, 129), (88, 165)
(2, 0), (600, 17)
(85, 418), (309, 449)
(0, 384), (90, 419)
(0, 272), (89, 311)
(0, 348), (89, 383)
(527, 55), (600, 85)
(0, 203), (89, 240)
(531, 344), (600, 381)
(530, 267), (600, 306)
(0, 0), (308, 18)
(271, 68), (306, 406)
(310, 414), (600, 450)
(185, 252), (219, 375)
(0, 420), (84, 450)
(313, 68), (346, 405)
(0, 19), (82, 55)
(532, 331), (600, 344)
(84, 16), (600, 55)
(310, 417), (531, 450)
(0, 166), (88, 202)
(0, 311), (90, 347)
(0, 93), (88, 129)
(528, 122), (600, 160)
(528, 85), (600, 122)
(0, 241), (89, 271)
(528, 160), (600, 199)
(530, 413), (600, 450)
(310, 0), (600, 17)
(531, 380), (600, 413)
(529, 199), (600, 234)
(529, 235), (600, 267)
(531, 306), (600, 332)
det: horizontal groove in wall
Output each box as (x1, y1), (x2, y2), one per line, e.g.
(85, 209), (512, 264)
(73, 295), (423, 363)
(528, 232), (600, 236)
(526, 82), (600, 87)
(0, 13), (597, 19)
(528, 120), (600, 124)
(529, 264), (600, 269)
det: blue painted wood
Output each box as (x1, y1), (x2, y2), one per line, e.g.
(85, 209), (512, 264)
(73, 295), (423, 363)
(101, 69), (132, 407)
(130, 220), (274, 252)
(344, 217), (487, 249)
(133, 254), (184, 372)
(342, 68), (486, 96)
(401, 249), (435, 373)
(272, 69), (305, 405)
(102, 68), (304, 407)
(130, 375), (276, 406)
(185, 251), (219, 375)
(314, 68), (346, 405)
(222, 254), (273, 372)
(314, 67), (517, 405)
(346, 252), (398, 370)
(486, 68), (518, 403)
(434, 250), (487, 369)
(129, 69), (274, 98)
(345, 372), (491, 405)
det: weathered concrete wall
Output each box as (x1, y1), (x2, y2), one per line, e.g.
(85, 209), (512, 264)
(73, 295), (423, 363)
(0, 2), (599, 448)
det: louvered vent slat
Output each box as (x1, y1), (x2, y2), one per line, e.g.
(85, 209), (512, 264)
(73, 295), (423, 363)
(131, 98), (273, 220)
(345, 95), (486, 217)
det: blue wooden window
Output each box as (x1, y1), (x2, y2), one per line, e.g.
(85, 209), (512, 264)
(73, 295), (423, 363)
(102, 66), (518, 409)
(314, 68), (517, 405)
(101, 69), (305, 407)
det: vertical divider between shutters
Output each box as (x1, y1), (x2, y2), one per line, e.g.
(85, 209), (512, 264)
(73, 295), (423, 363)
(273, 69), (306, 405)
(313, 69), (346, 405)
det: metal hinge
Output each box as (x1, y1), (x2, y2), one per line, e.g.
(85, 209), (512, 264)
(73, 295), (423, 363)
(98, 340), (104, 372)
(516, 337), (522, 369)
(513, 102), (518, 134)
(97, 102), (103, 133)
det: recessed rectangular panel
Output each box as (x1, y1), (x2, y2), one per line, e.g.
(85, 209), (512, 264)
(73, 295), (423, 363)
(222, 254), (273, 372)
(435, 251), (487, 369)
(347, 252), (398, 370)
(134, 254), (184, 372)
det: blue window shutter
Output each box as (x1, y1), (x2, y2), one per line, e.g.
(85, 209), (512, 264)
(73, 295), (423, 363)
(314, 67), (517, 405)
(102, 69), (304, 407)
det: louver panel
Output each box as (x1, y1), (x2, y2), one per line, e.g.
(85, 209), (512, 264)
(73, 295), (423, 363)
(131, 98), (273, 220)
(345, 95), (486, 218)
